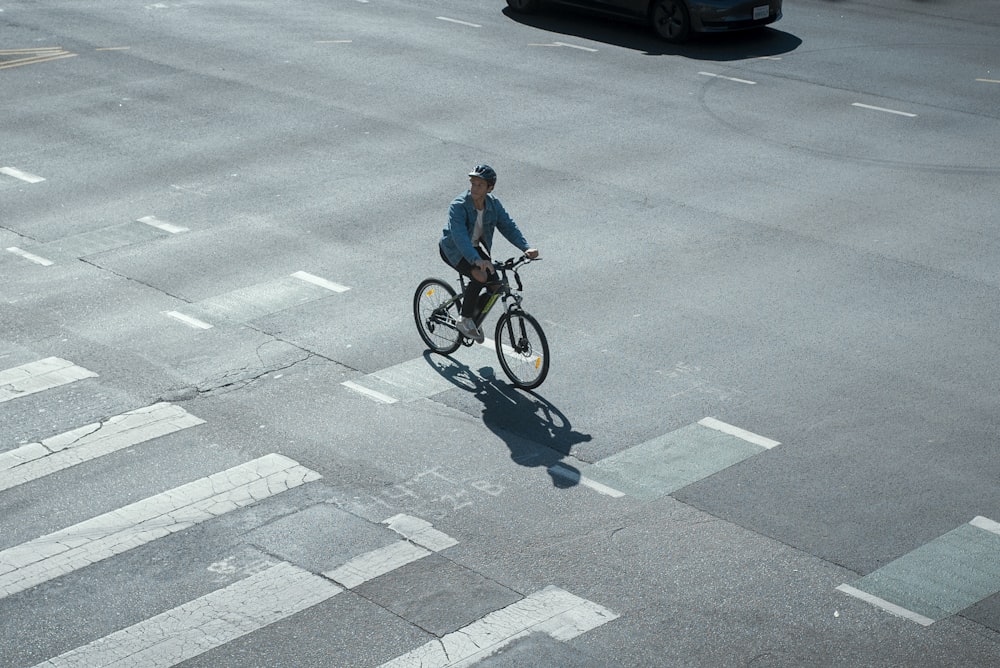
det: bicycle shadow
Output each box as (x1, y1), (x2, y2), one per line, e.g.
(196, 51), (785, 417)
(423, 352), (592, 489)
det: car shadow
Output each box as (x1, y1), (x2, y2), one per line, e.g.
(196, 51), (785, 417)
(423, 351), (593, 489)
(502, 6), (802, 60)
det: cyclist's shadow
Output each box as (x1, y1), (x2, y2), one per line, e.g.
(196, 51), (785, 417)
(424, 352), (592, 489)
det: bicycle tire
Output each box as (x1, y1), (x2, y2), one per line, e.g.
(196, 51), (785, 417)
(413, 278), (462, 354)
(494, 310), (549, 390)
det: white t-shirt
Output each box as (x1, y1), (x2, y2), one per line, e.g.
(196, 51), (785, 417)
(472, 207), (485, 246)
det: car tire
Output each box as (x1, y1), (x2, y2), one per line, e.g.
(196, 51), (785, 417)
(506, 0), (541, 13)
(650, 0), (691, 43)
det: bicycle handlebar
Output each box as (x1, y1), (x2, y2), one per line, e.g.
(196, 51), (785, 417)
(489, 254), (539, 292)
(494, 254), (540, 271)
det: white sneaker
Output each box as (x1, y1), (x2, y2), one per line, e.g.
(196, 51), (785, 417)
(456, 317), (484, 343)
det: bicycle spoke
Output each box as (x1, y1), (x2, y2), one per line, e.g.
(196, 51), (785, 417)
(414, 279), (461, 354)
(494, 311), (549, 390)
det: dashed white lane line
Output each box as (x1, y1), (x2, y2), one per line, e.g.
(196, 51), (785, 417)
(163, 271), (350, 330)
(573, 418), (779, 500)
(976, 78), (1000, 84)
(528, 41), (598, 52)
(0, 403), (205, 493)
(137, 215), (188, 234)
(291, 270), (350, 293)
(0, 166), (46, 183)
(0, 454), (321, 600)
(548, 463), (625, 498)
(436, 16), (481, 28)
(699, 71), (756, 85)
(5, 246), (54, 266)
(698, 417), (780, 449)
(32, 562), (342, 668)
(837, 516), (1000, 625)
(162, 310), (213, 330)
(835, 583), (936, 627)
(970, 515), (1000, 536)
(342, 380), (397, 404)
(379, 585), (618, 667)
(0, 357), (97, 403)
(852, 102), (917, 117)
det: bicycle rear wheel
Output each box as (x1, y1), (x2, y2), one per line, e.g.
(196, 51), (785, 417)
(414, 279), (462, 354)
(494, 311), (549, 390)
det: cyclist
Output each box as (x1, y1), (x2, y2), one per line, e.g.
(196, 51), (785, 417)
(439, 164), (539, 343)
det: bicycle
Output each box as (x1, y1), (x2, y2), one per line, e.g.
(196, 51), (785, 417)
(413, 255), (550, 390)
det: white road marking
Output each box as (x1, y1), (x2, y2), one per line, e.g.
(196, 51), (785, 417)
(137, 215), (188, 234)
(436, 16), (481, 28)
(0, 357), (97, 403)
(0, 166), (46, 183)
(379, 586), (618, 667)
(970, 515), (1000, 536)
(325, 541), (430, 589)
(481, 336), (542, 366)
(324, 515), (457, 588)
(975, 78), (1000, 84)
(0, 403), (204, 492)
(528, 41), (598, 52)
(698, 417), (780, 449)
(291, 270), (350, 293)
(385, 513), (458, 551)
(343, 380), (397, 404)
(6, 246), (54, 266)
(162, 310), (213, 329)
(852, 102), (917, 117)
(32, 562), (342, 668)
(699, 71), (756, 85)
(0, 454), (320, 600)
(548, 463), (625, 498)
(316, 40), (352, 44)
(836, 584), (935, 626)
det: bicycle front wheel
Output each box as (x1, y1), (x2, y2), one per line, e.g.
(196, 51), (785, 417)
(494, 311), (549, 390)
(414, 278), (461, 354)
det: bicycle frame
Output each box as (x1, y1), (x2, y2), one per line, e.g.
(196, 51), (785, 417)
(415, 254), (549, 388)
(459, 256), (532, 327)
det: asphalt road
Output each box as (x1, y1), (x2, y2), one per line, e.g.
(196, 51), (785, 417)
(2, 0), (999, 666)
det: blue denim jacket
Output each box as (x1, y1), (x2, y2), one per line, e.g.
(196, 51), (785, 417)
(439, 191), (530, 267)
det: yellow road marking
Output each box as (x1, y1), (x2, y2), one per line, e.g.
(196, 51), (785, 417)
(0, 47), (76, 70)
(0, 47), (63, 54)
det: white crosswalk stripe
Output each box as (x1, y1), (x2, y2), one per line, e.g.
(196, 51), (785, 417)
(324, 514), (458, 588)
(0, 357), (97, 403)
(0, 402), (204, 492)
(0, 454), (321, 600)
(4, 354), (616, 666)
(379, 585), (619, 667)
(32, 562), (343, 668)
(31, 514), (457, 667)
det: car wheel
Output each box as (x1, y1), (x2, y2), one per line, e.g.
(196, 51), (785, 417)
(650, 0), (691, 43)
(506, 0), (541, 13)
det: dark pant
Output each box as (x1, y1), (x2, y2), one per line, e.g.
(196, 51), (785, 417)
(440, 245), (491, 318)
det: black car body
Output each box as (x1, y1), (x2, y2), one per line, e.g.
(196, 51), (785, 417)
(506, 0), (783, 43)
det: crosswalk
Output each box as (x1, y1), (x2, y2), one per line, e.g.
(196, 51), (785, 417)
(8, 338), (998, 668)
(1, 356), (618, 666)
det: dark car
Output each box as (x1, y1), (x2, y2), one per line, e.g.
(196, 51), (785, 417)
(506, 0), (782, 43)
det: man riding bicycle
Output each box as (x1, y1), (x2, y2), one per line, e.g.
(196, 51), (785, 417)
(439, 164), (539, 343)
